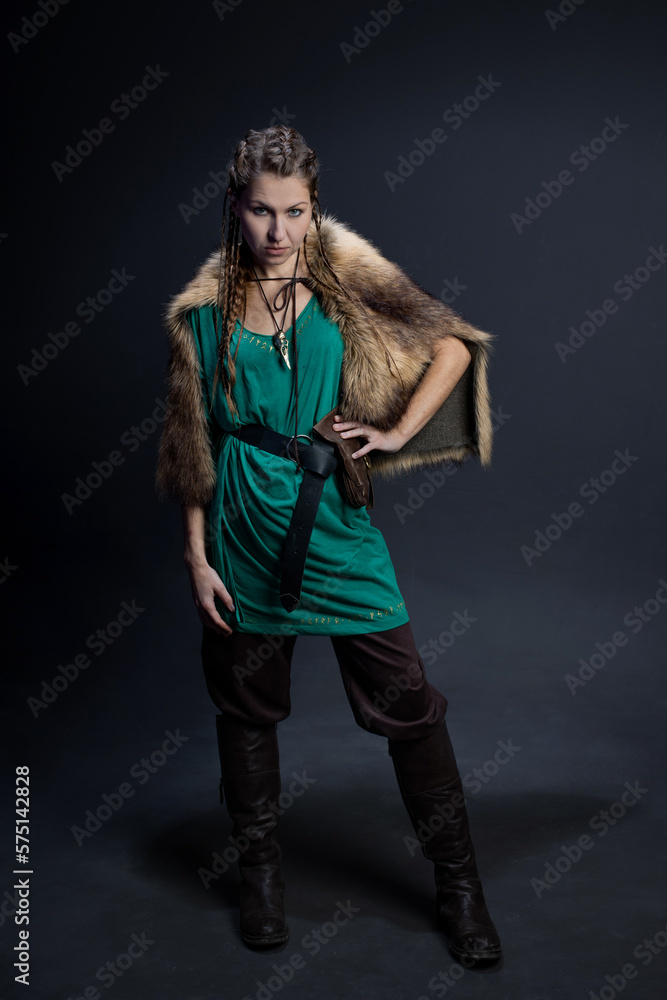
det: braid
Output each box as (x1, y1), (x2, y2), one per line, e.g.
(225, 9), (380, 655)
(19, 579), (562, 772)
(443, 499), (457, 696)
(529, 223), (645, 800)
(305, 196), (352, 298)
(210, 190), (241, 420)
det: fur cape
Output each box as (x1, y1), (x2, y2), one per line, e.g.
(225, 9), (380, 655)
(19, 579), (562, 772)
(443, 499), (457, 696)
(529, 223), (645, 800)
(155, 213), (494, 508)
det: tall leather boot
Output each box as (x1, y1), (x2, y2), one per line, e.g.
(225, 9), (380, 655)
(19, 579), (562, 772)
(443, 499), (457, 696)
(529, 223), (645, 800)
(215, 714), (289, 949)
(388, 721), (502, 964)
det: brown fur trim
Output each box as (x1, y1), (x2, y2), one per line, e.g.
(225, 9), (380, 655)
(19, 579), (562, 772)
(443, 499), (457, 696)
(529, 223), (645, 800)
(155, 214), (494, 504)
(154, 259), (222, 507)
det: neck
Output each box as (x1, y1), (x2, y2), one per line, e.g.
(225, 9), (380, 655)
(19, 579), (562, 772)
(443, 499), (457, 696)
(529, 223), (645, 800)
(251, 263), (293, 280)
(248, 251), (307, 282)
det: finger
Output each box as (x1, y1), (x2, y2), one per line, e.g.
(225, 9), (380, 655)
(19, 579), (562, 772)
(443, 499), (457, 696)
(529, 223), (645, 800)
(351, 441), (373, 459)
(332, 420), (359, 432)
(201, 603), (234, 635)
(204, 617), (234, 636)
(212, 580), (236, 613)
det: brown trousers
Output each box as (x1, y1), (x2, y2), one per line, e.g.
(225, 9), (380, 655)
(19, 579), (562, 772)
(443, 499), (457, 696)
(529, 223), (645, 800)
(201, 620), (448, 742)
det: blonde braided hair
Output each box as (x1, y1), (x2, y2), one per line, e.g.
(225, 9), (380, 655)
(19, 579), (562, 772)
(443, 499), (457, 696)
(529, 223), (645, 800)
(209, 125), (401, 419)
(210, 126), (320, 418)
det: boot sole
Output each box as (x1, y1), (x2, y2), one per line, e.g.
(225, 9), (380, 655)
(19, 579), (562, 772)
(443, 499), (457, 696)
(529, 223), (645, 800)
(241, 928), (290, 950)
(448, 940), (503, 965)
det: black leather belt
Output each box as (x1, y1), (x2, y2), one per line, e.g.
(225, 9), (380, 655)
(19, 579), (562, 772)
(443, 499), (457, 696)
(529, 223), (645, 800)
(231, 424), (338, 612)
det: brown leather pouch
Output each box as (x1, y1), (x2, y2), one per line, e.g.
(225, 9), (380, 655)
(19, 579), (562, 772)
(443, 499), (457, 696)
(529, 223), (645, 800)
(312, 408), (374, 510)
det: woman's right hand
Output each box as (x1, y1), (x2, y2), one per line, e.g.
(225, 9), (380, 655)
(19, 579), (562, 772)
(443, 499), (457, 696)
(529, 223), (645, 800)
(181, 505), (235, 635)
(185, 559), (235, 635)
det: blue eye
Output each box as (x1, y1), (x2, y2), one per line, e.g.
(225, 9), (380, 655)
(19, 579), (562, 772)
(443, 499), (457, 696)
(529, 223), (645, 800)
(251, 206), (303, 217)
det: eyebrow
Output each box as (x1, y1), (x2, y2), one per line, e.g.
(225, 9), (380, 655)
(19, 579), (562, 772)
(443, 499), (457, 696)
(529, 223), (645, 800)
(248, 200), (310, 209)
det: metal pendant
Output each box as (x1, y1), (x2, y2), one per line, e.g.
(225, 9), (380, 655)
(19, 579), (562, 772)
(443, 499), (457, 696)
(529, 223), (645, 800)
(273, 331), (291, 370)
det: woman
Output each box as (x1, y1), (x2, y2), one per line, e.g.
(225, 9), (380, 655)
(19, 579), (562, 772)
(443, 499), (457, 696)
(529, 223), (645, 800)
(156, 126), (501, 965)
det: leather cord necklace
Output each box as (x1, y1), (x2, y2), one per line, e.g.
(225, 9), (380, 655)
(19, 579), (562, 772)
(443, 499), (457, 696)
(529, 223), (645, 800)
(248, 247), (309, 470)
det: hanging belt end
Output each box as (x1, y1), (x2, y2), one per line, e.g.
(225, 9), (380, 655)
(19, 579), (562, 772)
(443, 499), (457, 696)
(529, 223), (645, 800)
(280, 593), (301, 612)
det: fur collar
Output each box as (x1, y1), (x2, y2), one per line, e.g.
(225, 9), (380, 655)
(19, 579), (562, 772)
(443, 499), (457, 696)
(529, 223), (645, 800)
(156, 214), (493, 507)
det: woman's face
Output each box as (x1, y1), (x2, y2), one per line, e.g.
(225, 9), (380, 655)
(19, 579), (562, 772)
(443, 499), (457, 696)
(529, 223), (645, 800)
(232, 173), (313, 271)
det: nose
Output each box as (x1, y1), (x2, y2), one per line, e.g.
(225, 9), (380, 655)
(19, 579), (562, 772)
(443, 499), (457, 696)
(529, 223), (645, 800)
(268, 215), (286, 242)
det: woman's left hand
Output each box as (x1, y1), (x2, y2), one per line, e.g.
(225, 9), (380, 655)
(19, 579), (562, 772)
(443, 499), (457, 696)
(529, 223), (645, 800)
(332, 416), (406, 459)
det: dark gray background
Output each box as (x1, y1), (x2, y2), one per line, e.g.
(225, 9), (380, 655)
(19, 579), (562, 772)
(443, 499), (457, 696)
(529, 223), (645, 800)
(2, 1), (666, 998)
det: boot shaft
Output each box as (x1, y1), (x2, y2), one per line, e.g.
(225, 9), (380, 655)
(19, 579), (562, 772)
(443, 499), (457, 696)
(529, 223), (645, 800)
(215, 713), (283, 869)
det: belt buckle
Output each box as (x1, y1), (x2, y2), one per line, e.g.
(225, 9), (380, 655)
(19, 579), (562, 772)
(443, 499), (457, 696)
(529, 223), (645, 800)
(285, 433), (313, 463)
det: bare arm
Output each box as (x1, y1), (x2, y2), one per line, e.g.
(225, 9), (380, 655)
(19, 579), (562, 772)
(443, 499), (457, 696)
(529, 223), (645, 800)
(182, 504), (208, 566)
(333, 335), (472, 458)
(389, 335), (471, 447)
(181, 504), (235, 634)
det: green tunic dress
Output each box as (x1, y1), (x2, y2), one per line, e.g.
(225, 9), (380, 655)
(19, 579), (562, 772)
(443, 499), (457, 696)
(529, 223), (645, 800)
(188, 294), (410, 635)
